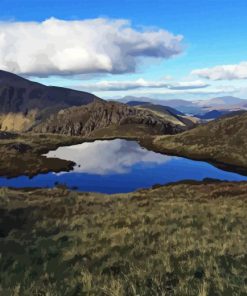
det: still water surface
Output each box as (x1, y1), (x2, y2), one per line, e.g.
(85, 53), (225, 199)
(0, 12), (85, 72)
(0, 139), (246, 193)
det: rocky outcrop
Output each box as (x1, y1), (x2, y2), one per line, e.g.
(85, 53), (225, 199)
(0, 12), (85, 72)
(33, 101), (185, 136)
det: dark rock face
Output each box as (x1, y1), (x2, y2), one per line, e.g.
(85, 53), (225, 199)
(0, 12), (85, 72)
(0, 70), (101, 113)
(0, 70), (101, 131)
(33, 101), (185, 136)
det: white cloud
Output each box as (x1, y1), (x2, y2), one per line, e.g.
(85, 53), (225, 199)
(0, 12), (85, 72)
(192, 61), (247, 80)
(133, 85), (236, 95)
(167, 80), (210, 90)
(101, 85), (236, 100)
(77, 78), (209, 91)
(0, 18), (183, 77)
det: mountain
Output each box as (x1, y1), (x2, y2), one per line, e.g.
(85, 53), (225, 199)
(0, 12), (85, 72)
(194, 110), (230, 120)
(33, 100), (186, 137)
(197, 96), (247, 107)
(153, 111), (247, 172)
(0, 70), (101, 131)
(120, 96), (194, 107)
(125, 101), (184, 115)
(119, 95), (247, 115)
(0, 70), (195, 136)
(124, 101), (199, 128)
(119, 96), (204, 114)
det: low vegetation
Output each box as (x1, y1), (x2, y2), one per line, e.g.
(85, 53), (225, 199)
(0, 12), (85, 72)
(153, 111), (247, 173)
(0, 132), (84, 177)
(0, 181), (247, 295)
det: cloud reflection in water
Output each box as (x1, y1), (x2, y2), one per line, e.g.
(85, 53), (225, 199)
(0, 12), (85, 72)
(44, 139), (171, 175)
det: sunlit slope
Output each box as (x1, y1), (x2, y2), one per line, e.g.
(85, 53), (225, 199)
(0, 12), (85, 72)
(154, 111), (247, 170)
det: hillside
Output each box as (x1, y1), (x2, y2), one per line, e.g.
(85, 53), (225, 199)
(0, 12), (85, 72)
(126, 101), (184, 115)
(0, 182), (247, 295)
(197, 96), (247, 107)
(32, 100), (186, 137)
(153, 111), (247, 172)
(120, 96), (194, 108)
(194, 110), (230, 120)
(129, 103), (197, 128)
(0, 70), (101, 131)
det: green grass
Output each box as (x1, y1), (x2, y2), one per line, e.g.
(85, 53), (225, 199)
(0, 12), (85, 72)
(0, 181), (247, 295)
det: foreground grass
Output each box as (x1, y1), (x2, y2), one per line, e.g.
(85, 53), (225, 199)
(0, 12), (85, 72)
(0, 181), (247, 295)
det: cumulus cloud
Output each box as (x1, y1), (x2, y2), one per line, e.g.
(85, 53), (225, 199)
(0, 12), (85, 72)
(0, 18), (183, 77)
(77, 79), (209, 91)
(192, 61), (247, 80)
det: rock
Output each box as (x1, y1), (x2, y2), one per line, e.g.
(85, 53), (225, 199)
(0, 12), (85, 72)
(7, 143), (32, 153)
(32, 101), (186, 136)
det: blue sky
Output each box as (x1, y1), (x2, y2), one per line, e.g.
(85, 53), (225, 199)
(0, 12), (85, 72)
(0, 0), (247, 100)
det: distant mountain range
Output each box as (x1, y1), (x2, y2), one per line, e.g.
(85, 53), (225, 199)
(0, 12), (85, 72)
(119, 95), (247, 116)
(194, 110), (230, 120)
(196, 96), (247, 107)
(125, 101), (184, 115)
(120, 96), (194, 108)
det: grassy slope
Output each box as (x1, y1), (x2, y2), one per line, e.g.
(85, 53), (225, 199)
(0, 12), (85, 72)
(153, 112), (247, 172)
(135, 105), (186, 126)
(0, 182), (247, 295)
(0, 113), (247, 295)
(135, 104), (199, 128)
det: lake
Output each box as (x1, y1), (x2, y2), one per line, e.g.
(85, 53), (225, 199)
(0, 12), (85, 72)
(0, 139), (246, 193)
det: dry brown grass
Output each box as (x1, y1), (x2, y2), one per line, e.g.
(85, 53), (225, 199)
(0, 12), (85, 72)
(0, 181), (246, 295)
(153, 112), (247, 172)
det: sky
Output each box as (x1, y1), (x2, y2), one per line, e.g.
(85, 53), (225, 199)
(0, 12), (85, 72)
(0, 0), (247, 100)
